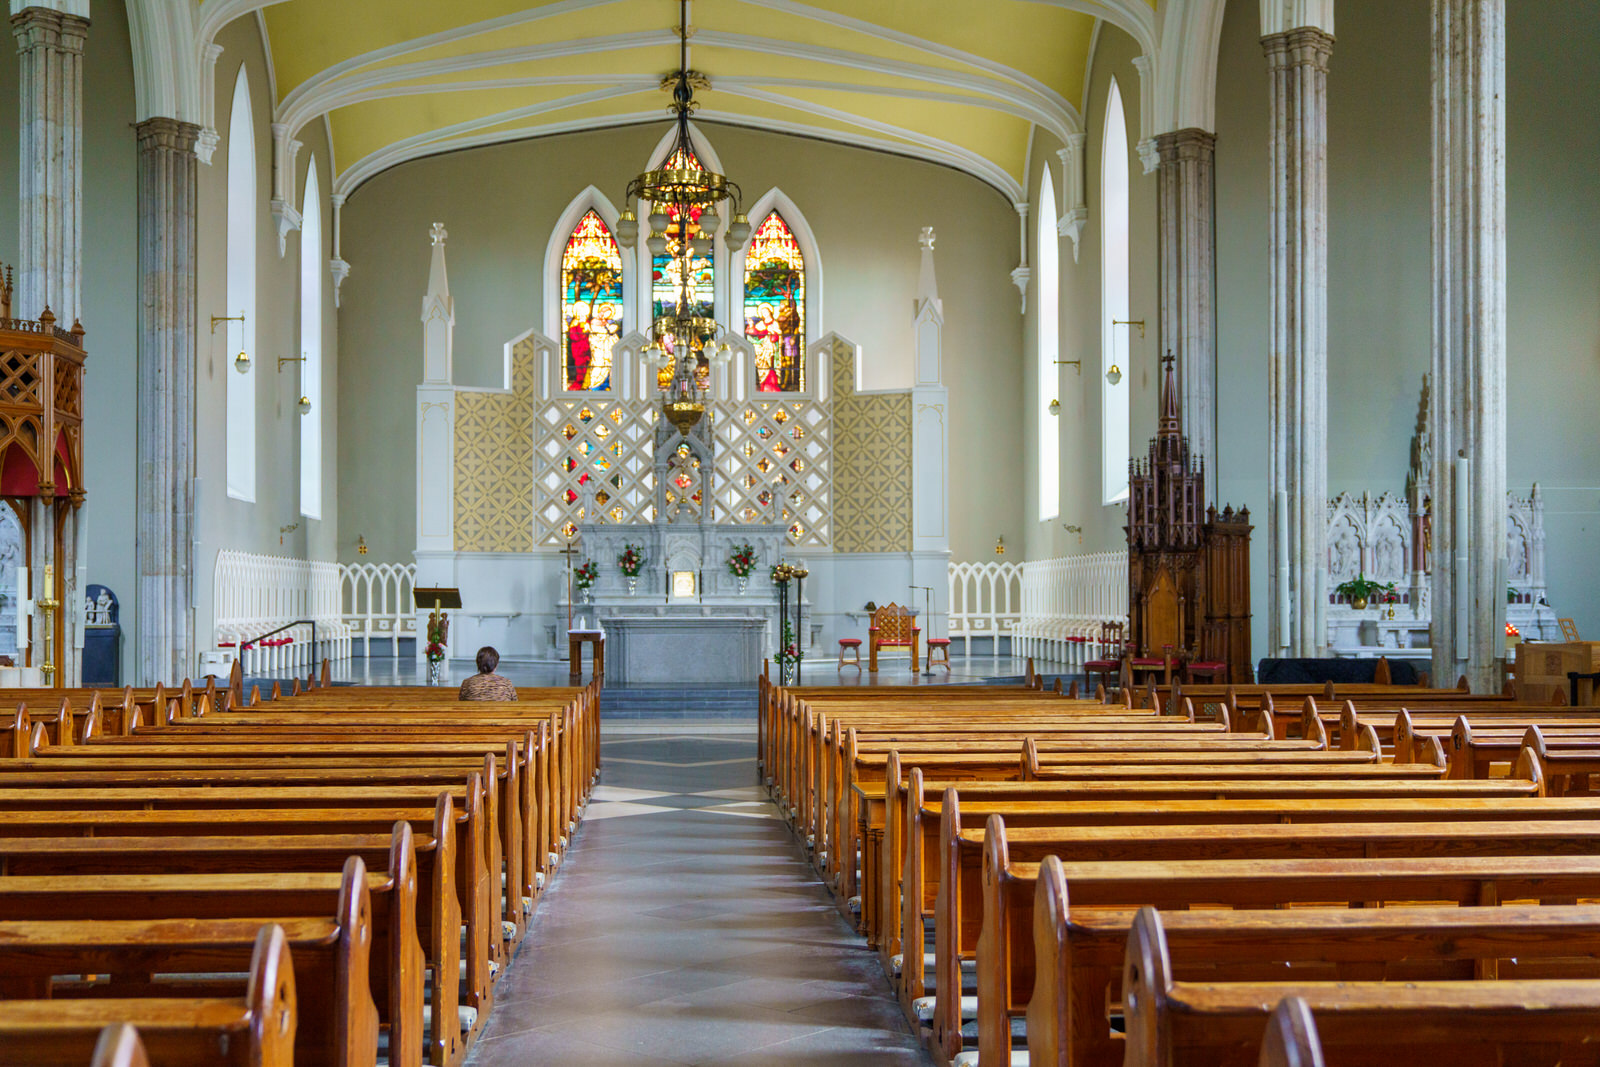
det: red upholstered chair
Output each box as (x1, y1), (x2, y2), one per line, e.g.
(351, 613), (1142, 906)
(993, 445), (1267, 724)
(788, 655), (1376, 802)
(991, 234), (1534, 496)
(838, 637), (862, 670)
(868, 602), (920, 672)
(1183, 622), (1230, 685)
(926, 637), (951, 670)
(1130, 644), (1175, 687)
(1082, 621), (1128, 692)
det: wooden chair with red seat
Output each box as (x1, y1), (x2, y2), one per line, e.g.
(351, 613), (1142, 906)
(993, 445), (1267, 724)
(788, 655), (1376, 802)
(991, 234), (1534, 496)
(1129, 643), (1176, 686)
(837, 637), (863, 670)
(1082, 620), (1128, 692)
(868, 602), (920, 672)
(1182, 620), (1231, 685)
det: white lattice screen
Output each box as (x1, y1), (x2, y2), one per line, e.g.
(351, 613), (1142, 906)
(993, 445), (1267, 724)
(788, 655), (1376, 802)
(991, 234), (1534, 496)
(534, 396), (831, 548)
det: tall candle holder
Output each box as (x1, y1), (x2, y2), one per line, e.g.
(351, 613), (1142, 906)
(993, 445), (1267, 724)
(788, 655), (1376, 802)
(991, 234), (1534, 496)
(37, 564), (57, 683)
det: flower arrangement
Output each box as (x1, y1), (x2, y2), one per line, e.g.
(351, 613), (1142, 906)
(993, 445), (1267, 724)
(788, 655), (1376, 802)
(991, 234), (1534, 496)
(728, 543), (757, 579)
(618, 544), (647, 578)
(773, 620), (803, 668)
(573, 561), (599, 590)
(426, 611), (449, 664)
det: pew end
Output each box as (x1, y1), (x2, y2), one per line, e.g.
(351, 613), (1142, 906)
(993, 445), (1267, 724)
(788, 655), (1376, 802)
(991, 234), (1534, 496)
(90, 1024), (149, 1067)
(1258, 997), (1325, 1067)
(1023, 854), (1071, 1067)
(1121, 906), (1173, 1067)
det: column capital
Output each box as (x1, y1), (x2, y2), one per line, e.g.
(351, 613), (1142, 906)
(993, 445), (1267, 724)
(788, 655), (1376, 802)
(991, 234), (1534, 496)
(9, 4), (87, 49)
(1262, 26), (1335, 70)
(135, 116), (202, 156)
(1155, 127), (1218, 166)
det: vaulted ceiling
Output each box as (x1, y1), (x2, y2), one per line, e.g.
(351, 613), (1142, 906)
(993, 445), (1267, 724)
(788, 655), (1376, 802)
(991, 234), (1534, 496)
(245, 0), (1131, 203)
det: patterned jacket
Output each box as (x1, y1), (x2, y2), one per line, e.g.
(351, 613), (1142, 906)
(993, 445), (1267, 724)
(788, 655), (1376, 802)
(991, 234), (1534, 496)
(458, 672), (519, 702)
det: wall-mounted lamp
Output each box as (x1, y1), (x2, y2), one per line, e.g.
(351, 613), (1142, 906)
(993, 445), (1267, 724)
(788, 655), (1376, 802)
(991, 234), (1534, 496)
(995, 536), (1006, 556)
(356, 535), (368, 556)
(1106, 364), (1123, 386)
(1048, 399), (1060, 416)
(278, 522), (299, 546)
(297, 396), (312, 416)
(1055, 358), (1082, 376)
(1063, 523), (1083, 545)
(211, 312), (249, 374)
(1106, 319), (1143, 386)
(277, 355), (305, 373)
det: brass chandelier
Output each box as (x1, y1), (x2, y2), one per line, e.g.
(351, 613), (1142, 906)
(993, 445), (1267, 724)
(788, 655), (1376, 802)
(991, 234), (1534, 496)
(614, 0), (750, 433)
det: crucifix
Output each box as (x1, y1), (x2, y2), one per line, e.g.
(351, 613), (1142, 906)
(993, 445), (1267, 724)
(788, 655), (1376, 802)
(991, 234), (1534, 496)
(559, 534), (581, 633)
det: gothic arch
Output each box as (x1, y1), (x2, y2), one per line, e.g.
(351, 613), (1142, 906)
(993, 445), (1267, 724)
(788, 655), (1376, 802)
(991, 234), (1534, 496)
(731, 188), (823, 400)
(544, 186), (632, 397)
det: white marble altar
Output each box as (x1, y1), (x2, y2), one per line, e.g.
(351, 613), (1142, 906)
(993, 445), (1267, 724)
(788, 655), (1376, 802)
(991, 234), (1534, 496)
(603, 616), (765, 685)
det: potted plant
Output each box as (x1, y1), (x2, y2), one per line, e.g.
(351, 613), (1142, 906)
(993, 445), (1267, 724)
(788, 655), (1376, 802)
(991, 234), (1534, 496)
(1333, 573), (1389, 611)
(617, 544), (646, 595)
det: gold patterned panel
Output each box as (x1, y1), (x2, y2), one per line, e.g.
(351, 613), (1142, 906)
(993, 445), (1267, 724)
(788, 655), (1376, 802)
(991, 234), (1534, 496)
(453, 338), (537, 552)
(832, 343), (912, 553)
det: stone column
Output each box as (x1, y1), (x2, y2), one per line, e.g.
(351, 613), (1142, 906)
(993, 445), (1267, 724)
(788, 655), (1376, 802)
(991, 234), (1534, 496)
(1263, 27), (1333, 657)
(1156, 128), (1218, 498)
(1430, 0), (1506, 692)
(135, 118), (200, 685)
(11, 5), (88, 324)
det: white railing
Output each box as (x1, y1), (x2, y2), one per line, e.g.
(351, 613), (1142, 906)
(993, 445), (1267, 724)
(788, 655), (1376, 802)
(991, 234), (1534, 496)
(947, 561), (1024, 655)
(339, 561), (418, 656)
(1015, 550), (1129, 668)
(213, 550), (352, 673)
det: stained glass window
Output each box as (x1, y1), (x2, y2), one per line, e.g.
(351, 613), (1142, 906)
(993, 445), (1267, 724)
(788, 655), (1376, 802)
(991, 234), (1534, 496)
(650, 147), (716, 391)
(561, 210), (623, 392)
(744, 212), (806, 392)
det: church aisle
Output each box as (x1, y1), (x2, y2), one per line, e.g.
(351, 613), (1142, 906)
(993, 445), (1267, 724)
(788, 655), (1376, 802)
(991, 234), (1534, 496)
(464, 723), (933, 1066)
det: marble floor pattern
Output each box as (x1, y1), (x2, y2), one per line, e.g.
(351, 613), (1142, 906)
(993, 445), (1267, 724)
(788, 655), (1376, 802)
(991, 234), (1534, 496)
(464, 723), (933, 1066)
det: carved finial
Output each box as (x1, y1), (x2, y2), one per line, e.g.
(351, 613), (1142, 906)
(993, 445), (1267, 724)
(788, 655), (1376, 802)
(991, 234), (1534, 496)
(1158, 350), (1181, 433)
(38, 305), (55, 327)
(918, 226), (935, 251)
(69, 318), (84, 341)
(430, 222), (448, 246)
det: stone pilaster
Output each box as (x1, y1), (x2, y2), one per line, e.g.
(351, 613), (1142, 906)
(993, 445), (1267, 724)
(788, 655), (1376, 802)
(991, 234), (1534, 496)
(1263, 27), (1333, 657)
(11, 5), (88, 324)
(135, 118), (200, 685)
(1156, 128), (1218, 500)
(1430, 0), (1506, 692)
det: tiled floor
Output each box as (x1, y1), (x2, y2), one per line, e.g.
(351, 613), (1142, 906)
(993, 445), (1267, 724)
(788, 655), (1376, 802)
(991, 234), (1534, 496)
(464, 723), (933, 1066)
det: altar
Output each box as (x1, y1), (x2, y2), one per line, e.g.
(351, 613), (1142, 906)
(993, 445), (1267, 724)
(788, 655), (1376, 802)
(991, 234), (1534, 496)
(560, 520), (801, 684)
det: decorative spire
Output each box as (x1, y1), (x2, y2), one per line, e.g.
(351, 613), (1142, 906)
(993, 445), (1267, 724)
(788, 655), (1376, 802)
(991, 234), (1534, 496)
(1158, 350), (1181, 435)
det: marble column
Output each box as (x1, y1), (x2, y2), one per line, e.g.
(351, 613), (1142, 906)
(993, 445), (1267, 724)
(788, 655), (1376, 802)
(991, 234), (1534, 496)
(1156, 128), (1218, 498)
(11, 5), (88, 324)
(136, 118), (199, 685)
(1263, 27), (1333, 657)
(1430, 0), (1506, 692)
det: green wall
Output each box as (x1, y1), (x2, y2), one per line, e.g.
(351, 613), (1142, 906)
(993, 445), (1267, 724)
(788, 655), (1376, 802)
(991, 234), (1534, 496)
(336, 122), (1025, 564)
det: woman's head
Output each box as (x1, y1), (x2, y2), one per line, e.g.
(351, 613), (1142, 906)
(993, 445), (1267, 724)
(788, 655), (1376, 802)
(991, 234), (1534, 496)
(476, 646), (500, 674)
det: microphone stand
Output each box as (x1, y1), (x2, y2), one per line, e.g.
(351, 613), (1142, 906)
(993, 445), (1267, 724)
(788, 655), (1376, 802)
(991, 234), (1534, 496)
(911, 584), (935, 677)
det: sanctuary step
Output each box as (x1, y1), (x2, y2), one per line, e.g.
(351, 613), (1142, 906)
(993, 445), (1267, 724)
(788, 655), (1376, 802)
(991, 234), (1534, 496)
(600, 684), (757, 719)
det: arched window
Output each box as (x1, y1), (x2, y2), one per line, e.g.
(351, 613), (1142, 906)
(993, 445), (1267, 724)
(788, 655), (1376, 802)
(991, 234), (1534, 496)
(1101, 78), (1132, 505)
(744, 212), (806, 393)
(649, 144), (715, 391)
(1038, 167), (1060, 521)
(560, 209), (623, 392)
(225, 66), (256, 502)
(299, 157), (322, 519)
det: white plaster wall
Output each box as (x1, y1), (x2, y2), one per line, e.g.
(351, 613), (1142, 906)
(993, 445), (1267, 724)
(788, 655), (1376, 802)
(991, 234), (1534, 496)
(0, 1), (140, 670)
(192, 16), (339, 659)
(336, 122), (1023, 568)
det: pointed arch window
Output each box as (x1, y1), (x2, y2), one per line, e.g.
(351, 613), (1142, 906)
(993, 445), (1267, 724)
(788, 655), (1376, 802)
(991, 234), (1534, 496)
(225, 67), (256, 502)
(650, 145), (716, 391)
(1037, 168), (1060, 521)
(299, 157), (322, 519)
(560, 209), (624, 392)
(1102, 77), (1132, 505)
(745, 212), (806, 393)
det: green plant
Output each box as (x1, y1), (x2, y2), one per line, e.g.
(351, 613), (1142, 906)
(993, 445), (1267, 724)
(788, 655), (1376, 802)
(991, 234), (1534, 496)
(773, 620), (803, 667)
(1333, 574), (1391, 603)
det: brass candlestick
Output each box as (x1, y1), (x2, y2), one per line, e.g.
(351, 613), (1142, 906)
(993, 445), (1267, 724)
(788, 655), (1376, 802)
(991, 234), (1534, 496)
(37, 563), (57, 682)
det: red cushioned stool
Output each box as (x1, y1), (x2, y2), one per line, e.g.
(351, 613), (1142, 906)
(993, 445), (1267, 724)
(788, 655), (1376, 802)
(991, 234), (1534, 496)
(838, 637), (862, 670)
(926, 637), (952, 671)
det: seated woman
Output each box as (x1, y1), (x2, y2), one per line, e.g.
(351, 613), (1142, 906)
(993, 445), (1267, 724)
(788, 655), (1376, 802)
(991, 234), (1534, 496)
(458, 646), (518, 701)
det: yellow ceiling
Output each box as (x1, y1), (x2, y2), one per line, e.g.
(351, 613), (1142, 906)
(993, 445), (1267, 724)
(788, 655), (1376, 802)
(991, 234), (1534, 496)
(256, 0), (1101, 201)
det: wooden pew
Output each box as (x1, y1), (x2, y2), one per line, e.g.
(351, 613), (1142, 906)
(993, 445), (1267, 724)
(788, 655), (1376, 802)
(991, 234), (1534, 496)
(90, 1024), (149, 1067)
(967, 815), (1600, 1066)
(0, 855), (379, 1067)
(0, 824), (427, 1067)
(0, 923), (296, 1067)
(1121, 904), (1600, 1067)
